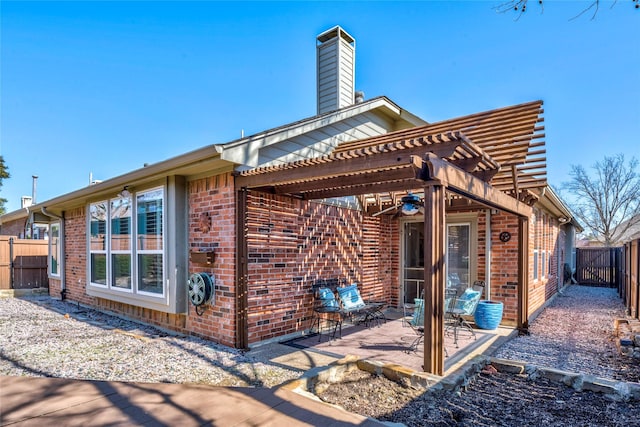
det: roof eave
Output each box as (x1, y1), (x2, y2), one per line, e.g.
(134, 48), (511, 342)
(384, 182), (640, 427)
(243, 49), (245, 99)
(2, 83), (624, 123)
(4, 145), (229, 217)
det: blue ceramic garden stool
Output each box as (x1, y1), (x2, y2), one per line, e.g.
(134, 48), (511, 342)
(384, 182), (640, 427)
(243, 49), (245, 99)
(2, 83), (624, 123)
(474, 300), (504, 330)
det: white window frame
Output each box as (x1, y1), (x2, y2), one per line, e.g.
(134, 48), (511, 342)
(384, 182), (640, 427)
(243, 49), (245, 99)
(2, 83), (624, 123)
(87, 186), (167, 302)
(136, 187), (166, 298)
(533, 211), (539, 281)
(86, 177), (188, 314)
(89, 201), (109, 287)
(109, 196), (134, 294)
(541, 213), (547, 280)
(446, 221), (473, 287)
(49, 221), (61, 277)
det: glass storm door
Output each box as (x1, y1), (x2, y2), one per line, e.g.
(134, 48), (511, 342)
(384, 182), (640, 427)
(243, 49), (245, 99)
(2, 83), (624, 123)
(446, 223), (471, 288)
(403, 222), (424, 304)
(402, 221), (472, 303)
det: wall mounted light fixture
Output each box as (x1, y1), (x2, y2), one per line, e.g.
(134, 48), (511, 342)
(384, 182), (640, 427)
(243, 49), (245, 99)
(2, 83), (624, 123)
(118, 186), (131, 199)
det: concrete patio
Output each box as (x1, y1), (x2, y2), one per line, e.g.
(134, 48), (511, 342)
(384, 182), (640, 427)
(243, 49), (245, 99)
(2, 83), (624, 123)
(250, 309), (516, 376)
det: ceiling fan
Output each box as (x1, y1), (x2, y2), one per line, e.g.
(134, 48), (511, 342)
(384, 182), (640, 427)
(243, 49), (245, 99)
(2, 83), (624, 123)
(372, 192), (424, 217)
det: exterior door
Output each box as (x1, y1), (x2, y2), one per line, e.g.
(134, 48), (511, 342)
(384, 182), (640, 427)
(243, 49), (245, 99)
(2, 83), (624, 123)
(402, 218), (475, 303)
(402, 221), (424, 304)
(446, 223), (471, 288)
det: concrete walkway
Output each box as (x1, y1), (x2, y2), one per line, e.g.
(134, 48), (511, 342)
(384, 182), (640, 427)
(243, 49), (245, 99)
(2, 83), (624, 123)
(0, 375), (385, 426)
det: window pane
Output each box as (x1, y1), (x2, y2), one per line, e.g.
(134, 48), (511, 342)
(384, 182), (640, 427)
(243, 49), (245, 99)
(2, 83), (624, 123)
(447, 224), (470, 286)
(112, 254), (131, 289)
(91, 253), (107, 285)
(111, 197), (131, 251)
(90, 202), (107, 251)
(50, 223), (60, 275)
(138, 254), (163, 294)
(137, 189), (163, 251)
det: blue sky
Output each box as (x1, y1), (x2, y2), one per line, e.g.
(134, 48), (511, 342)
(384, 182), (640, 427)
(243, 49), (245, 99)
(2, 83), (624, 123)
(1, 1), (638, 213)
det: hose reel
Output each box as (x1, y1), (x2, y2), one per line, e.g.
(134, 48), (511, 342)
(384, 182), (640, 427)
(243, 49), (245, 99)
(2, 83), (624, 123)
(188, 272), (214, 316)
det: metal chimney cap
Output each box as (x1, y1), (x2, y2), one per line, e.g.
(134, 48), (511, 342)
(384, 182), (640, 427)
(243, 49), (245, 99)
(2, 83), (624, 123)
(317, 25), (355, 44)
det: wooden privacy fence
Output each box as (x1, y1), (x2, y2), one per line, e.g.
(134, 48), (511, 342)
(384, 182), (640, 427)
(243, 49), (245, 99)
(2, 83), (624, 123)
(575, 247), (623, 288)
(0, 236), (49, 289)
(623, 239), (640, 319)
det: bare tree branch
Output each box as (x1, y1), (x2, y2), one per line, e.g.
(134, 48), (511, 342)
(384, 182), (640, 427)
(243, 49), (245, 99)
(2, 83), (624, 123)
(494, 0), (635, 19)
(563, 154), (640, 247)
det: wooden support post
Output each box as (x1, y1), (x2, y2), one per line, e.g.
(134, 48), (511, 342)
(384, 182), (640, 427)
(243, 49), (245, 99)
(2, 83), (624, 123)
(423, 183), (446, 375)
(235, 188), (249, 349)
(517, 216), (530, 333)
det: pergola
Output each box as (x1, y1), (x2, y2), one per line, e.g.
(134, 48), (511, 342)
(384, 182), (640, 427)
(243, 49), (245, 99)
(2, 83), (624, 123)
(235, 100), (546, 375)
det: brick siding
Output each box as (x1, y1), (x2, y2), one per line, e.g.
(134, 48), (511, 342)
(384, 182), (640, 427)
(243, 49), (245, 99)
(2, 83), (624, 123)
(187, 173), (236, 347)
(45, 170), (569, 346)
(245, 192), (397, 344)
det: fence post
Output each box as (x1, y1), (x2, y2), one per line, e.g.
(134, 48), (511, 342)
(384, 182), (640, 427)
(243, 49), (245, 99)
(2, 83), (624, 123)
(9, 237), (14, 289)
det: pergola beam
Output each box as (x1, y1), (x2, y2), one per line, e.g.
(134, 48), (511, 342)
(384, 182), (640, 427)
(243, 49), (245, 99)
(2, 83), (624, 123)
(236, 142), (462, 189)
(300, 179), (425, 200)
(271, 165), (422, 196)
(424, 154), (532, 217)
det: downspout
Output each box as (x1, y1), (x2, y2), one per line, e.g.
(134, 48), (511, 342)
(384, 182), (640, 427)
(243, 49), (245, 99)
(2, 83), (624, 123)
(41, 207), (66, 300)
(485, 209), (492, 300)
(557, 222), (564, 288)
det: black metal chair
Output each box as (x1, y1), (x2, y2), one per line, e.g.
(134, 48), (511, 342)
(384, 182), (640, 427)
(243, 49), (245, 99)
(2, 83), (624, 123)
(309, 279), (344, 341)
(403, 298), (424, 352)
(445, 280), (485, 347)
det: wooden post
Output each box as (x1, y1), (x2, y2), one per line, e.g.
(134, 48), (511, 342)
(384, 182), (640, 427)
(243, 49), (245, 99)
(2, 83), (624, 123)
(423, 183), (446, 375)
(517, 216), (530, 333)
(9, 237), (14, 289)
(235, 188), (249, 349)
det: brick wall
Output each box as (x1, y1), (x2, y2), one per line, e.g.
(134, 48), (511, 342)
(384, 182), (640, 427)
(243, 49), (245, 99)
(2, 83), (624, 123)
(62, 207), (96, 306)
(186, 173), (236, 347)
(488, 212), (520, 324)
(245, 192), (396, 344)
(528, 209), (565, 318)
(487, 208), (567, 326)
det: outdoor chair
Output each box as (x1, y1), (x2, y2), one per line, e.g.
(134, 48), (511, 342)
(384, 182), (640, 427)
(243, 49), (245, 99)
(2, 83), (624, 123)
(403, 298), (424, 352)
(336, 284), (386, 327)
(309, 284), (344, 341)
(403, 298), (448, 357)
(445, 280), (485, 347)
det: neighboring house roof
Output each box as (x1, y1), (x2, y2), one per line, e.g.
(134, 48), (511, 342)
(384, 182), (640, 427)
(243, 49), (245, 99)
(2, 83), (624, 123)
(1, 96), (425, 222)
(612, 214), (640, 244)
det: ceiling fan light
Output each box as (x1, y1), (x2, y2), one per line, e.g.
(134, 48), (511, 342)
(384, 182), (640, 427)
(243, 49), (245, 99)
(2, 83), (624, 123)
(401, 203), (420, 216)
(400, 192), (421, 216)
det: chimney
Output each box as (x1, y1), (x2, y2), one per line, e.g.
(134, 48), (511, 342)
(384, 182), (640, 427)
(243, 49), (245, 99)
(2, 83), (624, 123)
(21, 196), (33, 209)
(32, 175), (38, 204)
(316, 26), (356, 115)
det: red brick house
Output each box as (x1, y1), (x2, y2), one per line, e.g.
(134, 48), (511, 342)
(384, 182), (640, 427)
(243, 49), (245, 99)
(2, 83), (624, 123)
(0, 26), (580, 375)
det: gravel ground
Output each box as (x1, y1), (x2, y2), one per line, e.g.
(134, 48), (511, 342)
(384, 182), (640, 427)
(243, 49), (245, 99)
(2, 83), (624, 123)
(0, 296), (300, 387)
(2, 285), (639, 427)
(318, 285), (640, 426)
(493, 284), (640, 383)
